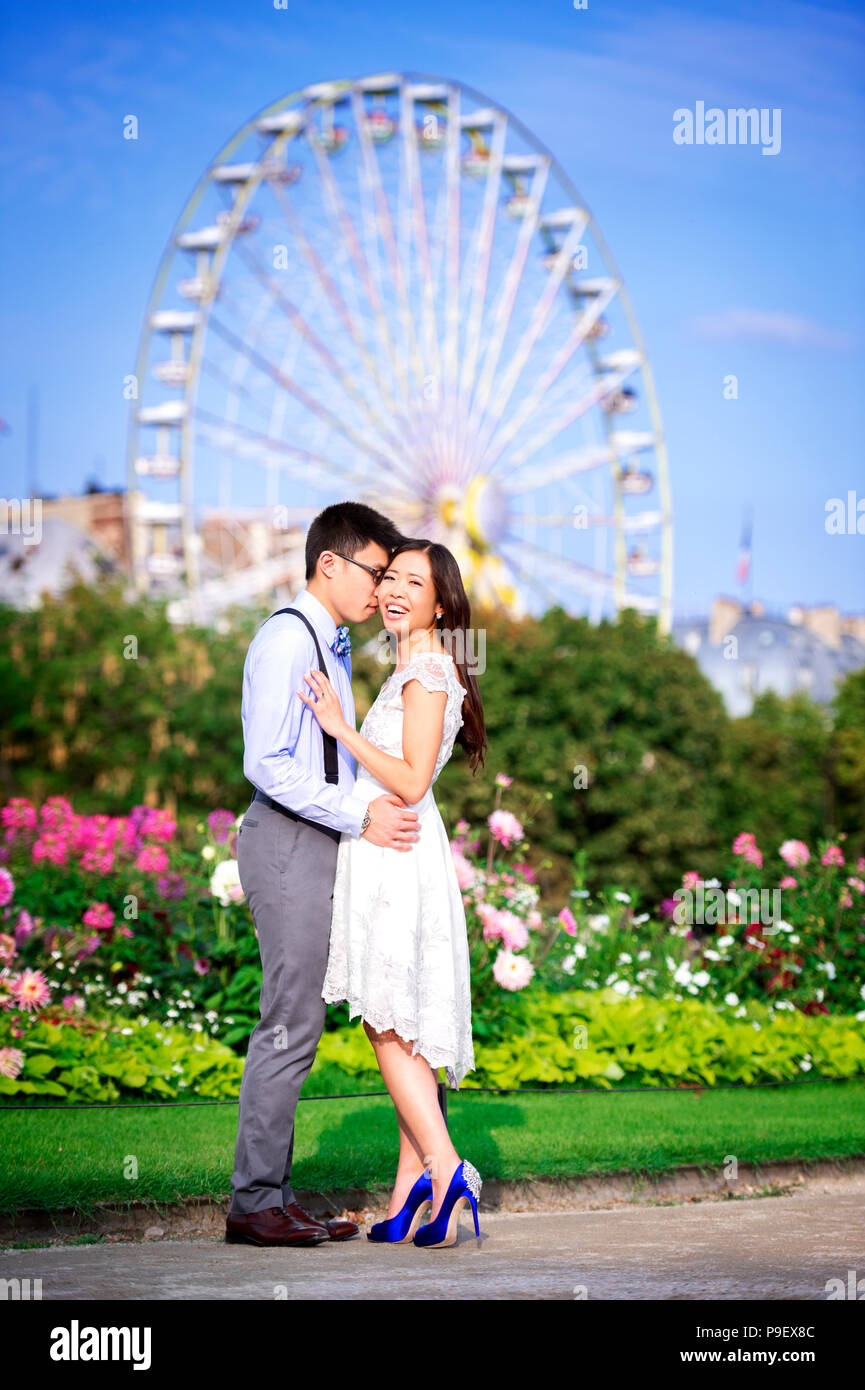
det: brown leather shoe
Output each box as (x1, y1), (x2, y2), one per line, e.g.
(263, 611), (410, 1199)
(225, 1205), (329, 1247)
(283, 1200), (359, 1241)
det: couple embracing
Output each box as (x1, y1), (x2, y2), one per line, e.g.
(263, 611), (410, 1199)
(225, 501), (488, 1251)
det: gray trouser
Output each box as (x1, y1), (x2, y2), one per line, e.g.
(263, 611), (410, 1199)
(229, 796), (340, 1215)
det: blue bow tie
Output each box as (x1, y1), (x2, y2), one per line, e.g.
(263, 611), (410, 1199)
(330, 625), (351, 658)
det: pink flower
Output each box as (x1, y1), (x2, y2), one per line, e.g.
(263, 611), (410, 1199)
(496, 910), (529, 951)
(846, 877), (865, 895)
(39, 796), (75, 831)
(779, 876), (798, 890)
(11, 968), (52, 1012)
(732, 832), (757, 855)
(83, 902), (115, 932)
(134, 844), (169, 873)
(821, 845), (845, 867)
(839, 888), (853, 908)
(207, 809), (236, 844)
(527, 910), (542, 929)
(0, 868), (14, 907)
(0, 1046), (24, 1079)
(557, 907), (577, 936)
(62, 994), (85, 1012)
(0, 933), (15, 964)
(1, 798), (37, 841)
(80, 846), (115, 875)
(32, 833), (70, 867)
(493, 949), (535, 991)
(193, 958), (210, 976)
(682, 872), (701, 890)
(450, 849), (476, 891)
(75, 935), (102, 959)
(139, 808), (177, 843)
(494, 773), (513, 788)
(14, 910), (35, 945)
(744, 845), (763, 868)
(487, 810), (524, 850)
(779, 840), (810, 868)
(515, 863), (536, 883)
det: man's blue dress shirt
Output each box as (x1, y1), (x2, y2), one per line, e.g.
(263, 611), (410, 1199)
(241, 587), (369, 836)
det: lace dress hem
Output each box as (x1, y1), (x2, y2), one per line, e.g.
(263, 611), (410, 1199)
(321, 989), (472, 1090)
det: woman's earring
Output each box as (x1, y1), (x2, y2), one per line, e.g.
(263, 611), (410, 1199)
(436, 613), (443, 627)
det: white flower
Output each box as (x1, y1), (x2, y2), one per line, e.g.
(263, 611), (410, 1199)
(201, 844), (216, 861)
(561, 954), (576, 974)
(633, 913), (649, 924)
(691, 971), (710, 988)
(726, 890), (740, 905)
(724, 992), (739, 1006)
(588, 914), (610, 932)
(717, 935), (735, 948)
(673, 963), (692, 985)
(574, 942), (587, 959)
(612, 979), (631, 994)
(703, 949), (721, 961)
(614, 892), (631, 904)
(816, 961), (836, 980)
(571, 889), (590, 899)
(638, 950), (651, 961)
(617, 952), (633, 964)
(210, 857), (245, 906)
(799, 1059), (812, 1071)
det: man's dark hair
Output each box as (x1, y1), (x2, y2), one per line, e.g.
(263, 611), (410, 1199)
(305, 500), (404, 581)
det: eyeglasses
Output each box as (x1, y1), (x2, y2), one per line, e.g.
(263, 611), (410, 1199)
(332, 551), (386, 585)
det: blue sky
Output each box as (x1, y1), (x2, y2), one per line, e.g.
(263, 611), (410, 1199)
(1, 0), (863, 619)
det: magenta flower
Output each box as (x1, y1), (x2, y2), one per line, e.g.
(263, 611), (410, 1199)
(1, 798), (37, 841)
(207, 809), (237, 845)
(779, 840), (810, 868)
(557, 907), (577, 936)
(0, 868), (14, 908)
(14, 909), (35, 945)
(39, 796), (75, 831)
(32, 833), (71, 867)
(488, 809), (524, 849)
(779, 876), (798, 890)
(83, 902), (115, 932)
(156, 871), (187, 901)
(139, 808), (177, 843)
(74, 935), (102, 959)
(80, 845), (115, 874)
(515, 863), (537, 883)
(193, 958), (210, 976)
(821, 845), (845, 867)
(134, 844), (169, 873)
(62, 994), (86, 1012)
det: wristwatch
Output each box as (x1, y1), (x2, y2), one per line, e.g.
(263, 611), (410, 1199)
(359, 805), (372, 836)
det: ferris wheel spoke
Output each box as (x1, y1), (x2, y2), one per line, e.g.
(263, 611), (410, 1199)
(496, 363), (629, 479)
(500, 533), (614, 598)
(194, 406), (410, 493)
(466, 160), (554, 448)
(481, 279), (616, 471)
(228, 234), (411, 465)
(306, 122), (415, 412)
(206, 311), (417, 488)
(505, 444), (612, 494)
(351, 88), (426, 394)
(458, 112), (508, 411)
(495, 540), (572, 613)
(265, 175), (412, 430)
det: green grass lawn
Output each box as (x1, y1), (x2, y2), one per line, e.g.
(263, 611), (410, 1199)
(2, 1074), (863, 1218)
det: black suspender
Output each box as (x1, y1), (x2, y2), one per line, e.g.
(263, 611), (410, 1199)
(263, 606), (340, 785)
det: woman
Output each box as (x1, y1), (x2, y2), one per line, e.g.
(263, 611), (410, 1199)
(296, 538), (487, 1248)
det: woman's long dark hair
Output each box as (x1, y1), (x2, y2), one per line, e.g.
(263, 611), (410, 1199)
(384, 538), (487, 775)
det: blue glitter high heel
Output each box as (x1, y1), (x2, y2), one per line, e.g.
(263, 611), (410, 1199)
(367, 1171), (433, 1243)
(413, 1159), (482, 1248)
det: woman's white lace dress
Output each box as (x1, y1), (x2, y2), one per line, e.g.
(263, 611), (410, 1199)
(322, 650), (475, 1089)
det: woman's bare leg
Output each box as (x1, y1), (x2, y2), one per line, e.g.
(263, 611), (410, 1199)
(364, 1021), (461, 1220)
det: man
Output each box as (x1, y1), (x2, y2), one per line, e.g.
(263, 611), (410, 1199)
(226, 501), (421, 1247)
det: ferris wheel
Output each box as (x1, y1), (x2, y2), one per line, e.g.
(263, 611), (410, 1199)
(128, 71), (672, 630)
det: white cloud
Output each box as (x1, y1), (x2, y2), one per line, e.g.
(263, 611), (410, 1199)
(688, 306), (857, 351)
